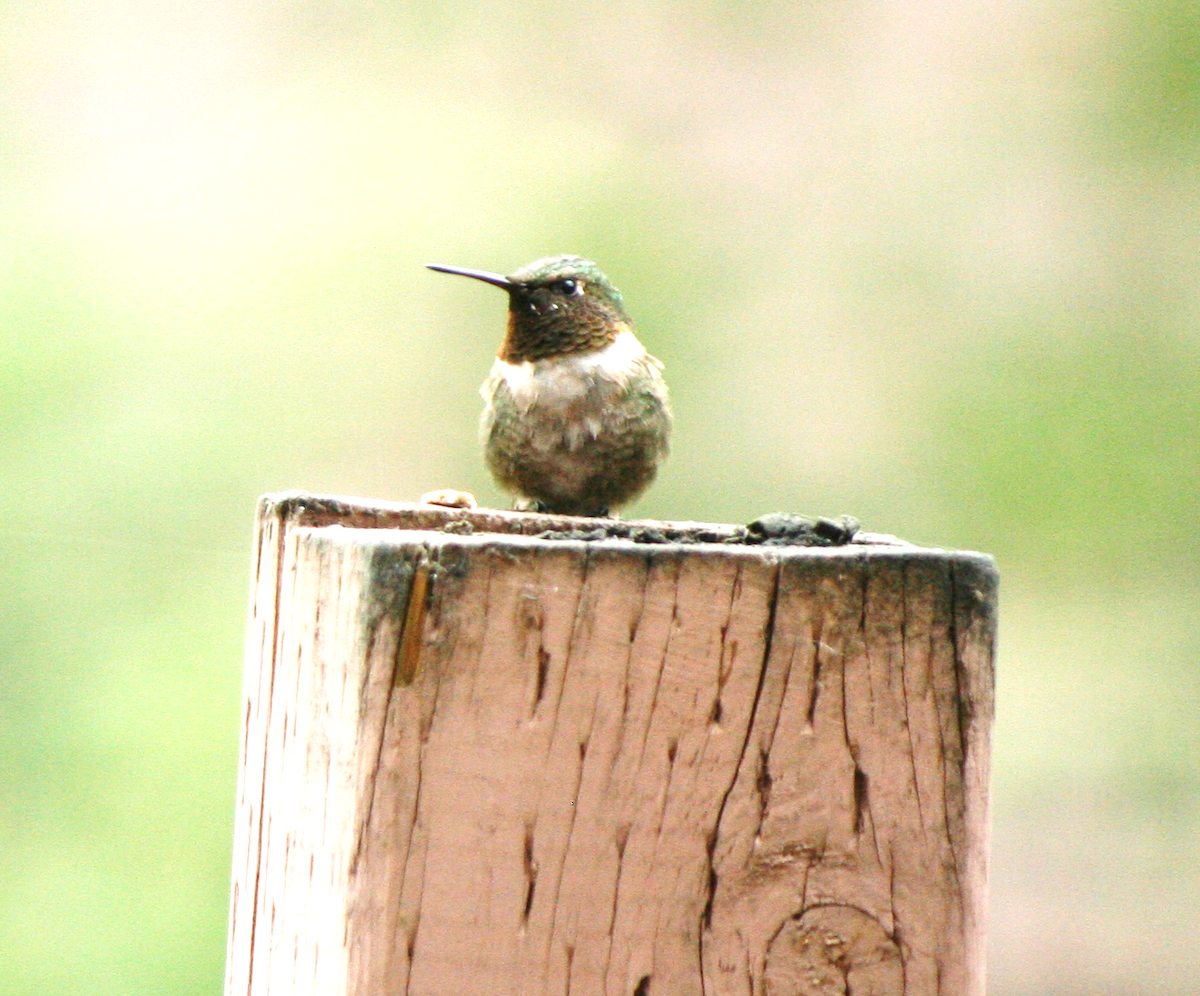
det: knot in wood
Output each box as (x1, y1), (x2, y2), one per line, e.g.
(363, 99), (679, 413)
(764, 906), (902, 996)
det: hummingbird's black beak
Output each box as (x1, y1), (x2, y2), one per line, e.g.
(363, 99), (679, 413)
(426, 264), (520, 290)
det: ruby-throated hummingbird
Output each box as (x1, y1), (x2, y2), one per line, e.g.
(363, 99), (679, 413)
(427, 255), (672, 517)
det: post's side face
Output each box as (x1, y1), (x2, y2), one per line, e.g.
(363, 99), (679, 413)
(701, 553), (997, 996)
(225, 496), (997, 996)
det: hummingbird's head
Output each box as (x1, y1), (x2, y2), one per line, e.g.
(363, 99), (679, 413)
(427, 254), (632, 363)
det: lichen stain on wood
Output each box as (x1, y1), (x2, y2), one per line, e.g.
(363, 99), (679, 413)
(361, 544), (445, 690)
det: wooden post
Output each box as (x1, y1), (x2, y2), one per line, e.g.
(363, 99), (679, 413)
(226, 492), (997, 996)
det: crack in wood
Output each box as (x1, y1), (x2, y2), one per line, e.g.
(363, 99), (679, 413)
(698, 560), (782, 996)
(898, 562), (927, 844)
(523, 822), (539, 924)
(535, 644), (551, 710)
(805, 618), (823, 731)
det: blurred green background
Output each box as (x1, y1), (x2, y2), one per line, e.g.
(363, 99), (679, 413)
(1, 1), (1197, 993)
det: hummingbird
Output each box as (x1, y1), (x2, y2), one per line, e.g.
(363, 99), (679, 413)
(427, 254), (672, 517)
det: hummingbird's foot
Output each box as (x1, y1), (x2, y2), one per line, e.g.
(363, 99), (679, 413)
(514, 498), (612, 518)
(420, 489), (478, 510)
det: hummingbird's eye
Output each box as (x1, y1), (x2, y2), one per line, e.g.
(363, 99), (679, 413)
(558, 278), (582, 296)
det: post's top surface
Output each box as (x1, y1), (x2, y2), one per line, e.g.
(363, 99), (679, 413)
(256, 491), (996, 570)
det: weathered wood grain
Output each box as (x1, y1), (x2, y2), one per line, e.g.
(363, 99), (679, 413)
(225, 493), (997, 996)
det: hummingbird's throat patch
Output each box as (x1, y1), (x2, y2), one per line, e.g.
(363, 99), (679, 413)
(500, 306), (629, 362)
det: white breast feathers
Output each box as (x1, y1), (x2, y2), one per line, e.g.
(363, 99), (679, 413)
(483, 329), (656, 412)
